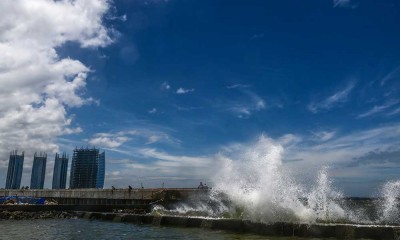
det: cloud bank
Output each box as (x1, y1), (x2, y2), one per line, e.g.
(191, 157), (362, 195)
(0, 0), (113, 165)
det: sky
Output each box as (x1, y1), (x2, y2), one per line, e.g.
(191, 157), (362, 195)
(0, 0), (399, 196)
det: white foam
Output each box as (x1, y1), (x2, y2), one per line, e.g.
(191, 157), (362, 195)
(152, 135), (400, 225)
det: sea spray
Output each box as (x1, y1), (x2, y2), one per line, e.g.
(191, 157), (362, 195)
(306, 167), (349, 222)
(212, 136), (354, 223)
(379, 180), (400, 223)
(152, 136), (400, 225)
(151, 190), (233, 218)
(212, 136), (313, 223)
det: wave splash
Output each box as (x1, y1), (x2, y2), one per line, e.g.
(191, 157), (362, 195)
(213, 136), (351, 223)
(152, 136), (400, 224)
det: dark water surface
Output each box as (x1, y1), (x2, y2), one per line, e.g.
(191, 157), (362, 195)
(0, 218), (335, 240)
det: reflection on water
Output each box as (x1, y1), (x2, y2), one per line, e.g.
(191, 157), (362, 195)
(0, 219), (332, 240)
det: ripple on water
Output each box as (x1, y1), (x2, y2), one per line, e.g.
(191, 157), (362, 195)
(0, 218), (335, 240)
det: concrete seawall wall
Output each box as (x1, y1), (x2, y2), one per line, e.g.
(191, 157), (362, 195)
(0, 188), (208, 205)
(80, 212), (400, 240)
(0, 204), (150, 213)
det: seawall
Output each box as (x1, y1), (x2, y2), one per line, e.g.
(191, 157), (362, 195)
(78, 212), (400, 240)
(0, 188), (207, 205)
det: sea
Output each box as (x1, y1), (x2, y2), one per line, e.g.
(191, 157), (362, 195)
(0, 218), (330, 240)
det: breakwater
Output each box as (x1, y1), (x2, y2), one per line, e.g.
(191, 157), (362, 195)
(0, 210), (78, 220)
(78, 212), (400, 240)
(0, 188), (206, 205)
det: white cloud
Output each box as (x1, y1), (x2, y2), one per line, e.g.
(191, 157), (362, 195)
(388, 107), (400, 116)
(104, 149), (217, 188)
(88, 132), (131, 148)
(103, 123), (400, 192)
(283, 124), (400, 178)
(0, 0), (113, 168)
(88, 128), (181, 149)
(333, 0), (352, 8)
(311, 130), (336, 142)
(148, 108), (157, 114)
(228, 90), (266, 118)
(278, 134), (302, 146)
(226, 84), (249, 89)
(176, 87), (195, 94)
(357, 99), (400, 118)
(216, 124), (400, 195)
(160, 81), (171, 91)
(308, 82), (355, 113)
(380, 66), (400, 86)
(138, 148), (210, 167)
(146, 135), (162, 144)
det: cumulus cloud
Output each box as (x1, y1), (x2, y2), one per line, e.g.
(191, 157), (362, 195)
(176, 87), (195, 94)
(308, 82), (355, 113)
(0, 0), (113, 166)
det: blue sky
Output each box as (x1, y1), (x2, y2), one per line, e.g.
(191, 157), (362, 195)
(0, 0), (399, 196)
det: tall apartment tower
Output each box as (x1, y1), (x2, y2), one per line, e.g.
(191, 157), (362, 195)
(30, 152), (47, 189)
(97, 151), (105, 189)
(52, 153), (69, 189)
(69, 147), (105, 189)
(5, 150), (24, 189)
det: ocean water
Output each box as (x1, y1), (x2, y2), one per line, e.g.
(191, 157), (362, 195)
(0, 219), (331, 240)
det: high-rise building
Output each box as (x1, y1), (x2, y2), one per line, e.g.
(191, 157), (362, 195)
(69, 147), (105, 189)
(30, 152), (47, 189)
(5, 150), (24, 189)
(52, 153), (69, 189)
(97, 151), (105, 189)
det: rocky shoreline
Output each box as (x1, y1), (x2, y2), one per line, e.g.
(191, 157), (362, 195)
(0, 211), (78, 220)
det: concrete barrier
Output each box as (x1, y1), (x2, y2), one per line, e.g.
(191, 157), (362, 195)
(0, 204), (150, 212)
(76, 212), (400, 240)
(123, 214), (143, 224)
(0, 188), (206, 202)
(162, 216), (188, 227)
(112, 215), (124, 222)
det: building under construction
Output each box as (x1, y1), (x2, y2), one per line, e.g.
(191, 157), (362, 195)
(5, 150), (24, 189)
(30, 152), (47, 189)
(69, 147), (105, 189)
(52, 152), (69, 189)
